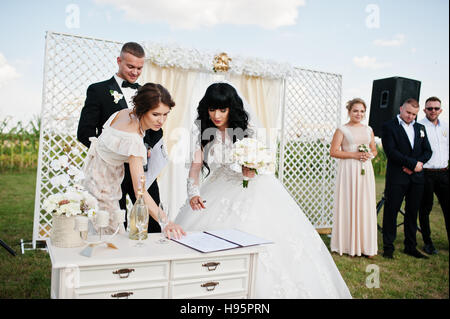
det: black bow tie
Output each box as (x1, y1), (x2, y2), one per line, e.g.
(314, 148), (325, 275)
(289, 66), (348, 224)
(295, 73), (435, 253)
(122, 81), (139, 89)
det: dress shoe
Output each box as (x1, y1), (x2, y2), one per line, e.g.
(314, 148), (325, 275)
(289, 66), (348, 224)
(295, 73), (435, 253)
(382, 251), (394, 259)
(403, 248), (429, 259)
(423, 244), (438, 255)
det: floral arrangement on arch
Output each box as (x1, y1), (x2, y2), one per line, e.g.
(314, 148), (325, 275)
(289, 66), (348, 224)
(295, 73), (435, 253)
(43, 155), (98, 217)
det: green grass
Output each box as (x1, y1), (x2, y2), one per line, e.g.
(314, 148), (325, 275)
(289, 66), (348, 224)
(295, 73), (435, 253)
(0, 171), (448, 298)
(0, 169), (51, 298)
(321, 176), (449, 299)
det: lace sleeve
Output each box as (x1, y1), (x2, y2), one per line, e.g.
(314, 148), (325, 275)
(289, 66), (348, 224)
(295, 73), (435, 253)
(187, 122), (203, 199)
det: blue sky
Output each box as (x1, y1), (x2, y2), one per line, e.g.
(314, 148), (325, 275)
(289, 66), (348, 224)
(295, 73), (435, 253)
(0, 0), (448, 124)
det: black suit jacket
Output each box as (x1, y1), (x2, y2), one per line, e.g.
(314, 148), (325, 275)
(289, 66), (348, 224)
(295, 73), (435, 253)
(381, 117), (432, 185)
(77, 76), (162, 149)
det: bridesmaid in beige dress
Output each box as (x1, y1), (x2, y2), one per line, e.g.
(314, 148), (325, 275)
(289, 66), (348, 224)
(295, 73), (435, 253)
(329, 98), (378, 257)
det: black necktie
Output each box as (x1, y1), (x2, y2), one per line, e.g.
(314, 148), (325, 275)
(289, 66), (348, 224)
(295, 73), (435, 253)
(122, 81), (139, 89)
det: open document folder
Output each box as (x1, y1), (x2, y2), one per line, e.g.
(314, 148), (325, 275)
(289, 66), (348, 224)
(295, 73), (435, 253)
(172, 229), (273, 253)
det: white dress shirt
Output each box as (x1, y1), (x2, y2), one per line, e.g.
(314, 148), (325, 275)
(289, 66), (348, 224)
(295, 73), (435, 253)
(397, 115), (415, 149)
(419, 117), (449, 169)
(114, 74), (138, 109)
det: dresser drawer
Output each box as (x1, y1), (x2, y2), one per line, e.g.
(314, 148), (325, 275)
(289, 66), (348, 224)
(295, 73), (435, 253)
(171, 274), (248, 299)
(75, 281), (168, 299)
(78, 261), (169, 287)
(171, 255), (250, 280)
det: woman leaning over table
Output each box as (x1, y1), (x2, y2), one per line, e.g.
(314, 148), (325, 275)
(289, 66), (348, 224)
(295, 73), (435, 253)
(81, 83), (185, 239)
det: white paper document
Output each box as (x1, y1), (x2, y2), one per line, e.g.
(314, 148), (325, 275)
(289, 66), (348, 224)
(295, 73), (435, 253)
(205, 229), (273, 246)
(172, 229), (273, 253)
(172, 232), (239, 253)
(145, 138), (168, 189)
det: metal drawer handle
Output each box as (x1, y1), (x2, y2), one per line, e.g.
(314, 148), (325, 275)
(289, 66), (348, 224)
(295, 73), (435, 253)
(111, 292), (133, 299)
(202, 262), (220, 271)
(201, 281), (219, 291)
(112, 268), (135, 278)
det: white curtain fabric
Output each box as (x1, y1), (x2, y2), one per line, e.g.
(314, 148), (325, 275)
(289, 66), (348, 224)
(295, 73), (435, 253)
(141, 62), (283, 219)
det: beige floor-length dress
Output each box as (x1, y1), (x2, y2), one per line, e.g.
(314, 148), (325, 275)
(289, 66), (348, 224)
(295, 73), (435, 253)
(330, 124), (378, 256)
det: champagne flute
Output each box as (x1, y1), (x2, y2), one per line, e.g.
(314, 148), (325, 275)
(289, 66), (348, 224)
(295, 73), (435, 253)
(157, 202), (170, 244)
(135, 204), (149, 248)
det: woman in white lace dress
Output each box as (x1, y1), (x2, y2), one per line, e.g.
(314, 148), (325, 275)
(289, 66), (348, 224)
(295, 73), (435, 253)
(175, 82), (352, 298)
(82, 83), (185, 238)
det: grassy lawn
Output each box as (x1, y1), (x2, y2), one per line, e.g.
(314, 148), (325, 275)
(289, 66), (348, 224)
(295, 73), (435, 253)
(0, 170), (448, 298)
(322, 176), (449, 299)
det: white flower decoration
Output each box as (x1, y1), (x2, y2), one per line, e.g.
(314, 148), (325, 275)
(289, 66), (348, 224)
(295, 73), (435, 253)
(110, 90), (123, 104)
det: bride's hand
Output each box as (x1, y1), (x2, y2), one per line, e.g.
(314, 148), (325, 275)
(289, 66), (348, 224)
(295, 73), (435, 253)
(242, 166), (256, 178)
(190, 196), (206, 210)
(164, 221), (186, 240)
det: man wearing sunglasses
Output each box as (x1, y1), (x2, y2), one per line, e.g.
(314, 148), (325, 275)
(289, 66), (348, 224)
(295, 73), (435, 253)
(418, 96), (449, 254)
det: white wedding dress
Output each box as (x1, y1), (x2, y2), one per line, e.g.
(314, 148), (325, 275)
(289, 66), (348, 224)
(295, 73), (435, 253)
(175, 127), (352, 299)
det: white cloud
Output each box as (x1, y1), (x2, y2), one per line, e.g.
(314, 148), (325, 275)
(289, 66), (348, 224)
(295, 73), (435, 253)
(0, 80), (41, 123)
(0, 53), (21, 87)
(95, 0), (305, 29)
(353, 56), (391, 70)
(373, 34), (405, 47)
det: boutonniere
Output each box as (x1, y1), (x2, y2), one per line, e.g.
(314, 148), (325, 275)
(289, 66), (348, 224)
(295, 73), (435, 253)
(109, 90), (123, 104)
(420, 129), (425, 138)
(443, 130), (447, 138)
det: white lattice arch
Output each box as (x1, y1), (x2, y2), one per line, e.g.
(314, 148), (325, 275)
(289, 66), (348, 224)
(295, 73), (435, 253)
(278, 68), (342, 229)
(32, 31), (341, 248)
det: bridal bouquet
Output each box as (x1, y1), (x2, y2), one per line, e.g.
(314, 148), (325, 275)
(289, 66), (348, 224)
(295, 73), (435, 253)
(358, 144), (372, 175)
(232, 137), (275, 188)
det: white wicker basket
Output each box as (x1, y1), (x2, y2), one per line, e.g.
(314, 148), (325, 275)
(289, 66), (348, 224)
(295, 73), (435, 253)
(50, 215), (84, 248)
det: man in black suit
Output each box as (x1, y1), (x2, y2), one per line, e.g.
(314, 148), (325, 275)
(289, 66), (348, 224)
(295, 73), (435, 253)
(77, 42), (161, 233)
(381, 98), (432, 259)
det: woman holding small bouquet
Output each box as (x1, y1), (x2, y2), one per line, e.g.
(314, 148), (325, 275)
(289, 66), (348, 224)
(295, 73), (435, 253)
(175, 82), (352, 298)
(329, 98), (378, 257)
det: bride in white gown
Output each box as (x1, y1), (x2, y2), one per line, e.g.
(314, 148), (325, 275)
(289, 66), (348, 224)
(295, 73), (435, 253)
(174, 82), (352, 299)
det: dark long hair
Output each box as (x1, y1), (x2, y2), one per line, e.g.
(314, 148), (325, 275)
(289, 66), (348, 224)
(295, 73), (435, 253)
(196, 83), (250, 176)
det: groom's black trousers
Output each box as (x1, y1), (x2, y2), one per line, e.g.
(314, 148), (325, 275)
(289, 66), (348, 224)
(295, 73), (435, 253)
(382, 181), (424, 253)
(120, 163), (161, 233)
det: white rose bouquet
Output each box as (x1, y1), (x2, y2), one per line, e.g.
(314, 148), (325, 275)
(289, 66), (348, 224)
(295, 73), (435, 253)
(357, 144), (373, 175)
(232, 138), (275, 188)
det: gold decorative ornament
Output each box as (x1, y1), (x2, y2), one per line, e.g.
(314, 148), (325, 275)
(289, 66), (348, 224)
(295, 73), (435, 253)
(213, 52), (232, 72)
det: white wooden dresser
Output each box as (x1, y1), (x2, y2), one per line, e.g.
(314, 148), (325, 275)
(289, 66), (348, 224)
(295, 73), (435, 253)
(47, 233), (265, 299)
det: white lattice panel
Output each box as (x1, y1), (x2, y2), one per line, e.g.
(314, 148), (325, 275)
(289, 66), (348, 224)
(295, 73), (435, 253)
(32, 32), (123, 247)
(278, 67), (341, 228)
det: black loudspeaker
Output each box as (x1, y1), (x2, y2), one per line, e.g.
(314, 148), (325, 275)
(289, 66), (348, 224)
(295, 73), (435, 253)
(369, 76), (421, 136)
